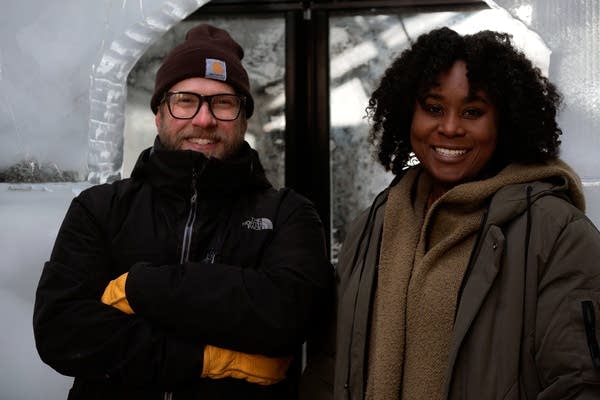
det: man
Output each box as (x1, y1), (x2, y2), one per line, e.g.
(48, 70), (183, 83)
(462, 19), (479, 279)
(33, 24), (333, 399)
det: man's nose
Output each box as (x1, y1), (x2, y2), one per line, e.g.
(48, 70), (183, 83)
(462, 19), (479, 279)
(191, 102), (217, 127)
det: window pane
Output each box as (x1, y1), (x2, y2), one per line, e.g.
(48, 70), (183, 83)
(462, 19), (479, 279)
(124, 16), (286, 189)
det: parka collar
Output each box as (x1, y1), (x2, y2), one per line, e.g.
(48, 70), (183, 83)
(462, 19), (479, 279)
(130, 136), (272, 197)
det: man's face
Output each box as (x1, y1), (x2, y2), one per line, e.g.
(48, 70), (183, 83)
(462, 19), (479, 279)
(155, 77), (247, 159)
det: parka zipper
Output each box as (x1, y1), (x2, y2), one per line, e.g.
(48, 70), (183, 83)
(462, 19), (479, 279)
(518, 186), (534, 400)
(164, 167), (201, 400)
(180, 169), (199, 264)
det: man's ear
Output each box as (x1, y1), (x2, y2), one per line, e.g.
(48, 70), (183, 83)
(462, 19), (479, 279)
(241, 116), (248, 135)
(155, 107), (162, 129)
(239, 107), (248, 134)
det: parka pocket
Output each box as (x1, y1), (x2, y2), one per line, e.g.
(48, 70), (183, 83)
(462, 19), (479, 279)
(537, 290), (600, 396)
(568, 290), (600, 379)
(581, 300), (600, 369)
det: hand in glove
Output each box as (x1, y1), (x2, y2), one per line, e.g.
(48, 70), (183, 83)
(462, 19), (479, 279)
(202, 344), (292, 385)
(101, 272), (133, 314)
(101, 272), (292, 385)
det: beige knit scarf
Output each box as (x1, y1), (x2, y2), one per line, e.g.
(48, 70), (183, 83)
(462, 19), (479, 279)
(365, 160), (583, 400)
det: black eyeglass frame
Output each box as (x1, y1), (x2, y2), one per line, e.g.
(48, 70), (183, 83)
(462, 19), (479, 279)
(162, 91), (246, 121)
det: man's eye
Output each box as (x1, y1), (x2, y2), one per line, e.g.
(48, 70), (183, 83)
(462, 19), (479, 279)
(173, 94), (196, 104)
(213, 96), (236, 107)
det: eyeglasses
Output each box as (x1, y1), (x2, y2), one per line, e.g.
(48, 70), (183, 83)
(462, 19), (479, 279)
(162, 91), (245, 121)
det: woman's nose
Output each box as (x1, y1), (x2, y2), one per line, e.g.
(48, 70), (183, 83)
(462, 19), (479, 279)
(439, 113), (464, 137)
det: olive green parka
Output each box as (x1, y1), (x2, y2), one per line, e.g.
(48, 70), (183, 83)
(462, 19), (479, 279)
(332, 169), (600, 399)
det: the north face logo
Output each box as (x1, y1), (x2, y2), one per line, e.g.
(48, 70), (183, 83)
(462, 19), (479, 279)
(242, 217), (273, 231)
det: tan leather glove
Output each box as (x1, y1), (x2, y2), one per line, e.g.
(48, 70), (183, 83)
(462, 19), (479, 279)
(101, 273), (291, 385)
(101, 272), (133, 314)
(202, 344), (292, 385)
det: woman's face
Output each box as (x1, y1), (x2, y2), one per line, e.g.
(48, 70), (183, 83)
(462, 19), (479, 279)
(410, 60), (498, 191)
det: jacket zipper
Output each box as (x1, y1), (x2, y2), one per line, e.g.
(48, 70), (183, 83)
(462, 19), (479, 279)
(164, 169), (199, 400)
(180, 169), (199, 264)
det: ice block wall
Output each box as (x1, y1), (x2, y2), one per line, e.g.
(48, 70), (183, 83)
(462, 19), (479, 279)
(0, 1), (209, 399)
(488, 0), (600, 219)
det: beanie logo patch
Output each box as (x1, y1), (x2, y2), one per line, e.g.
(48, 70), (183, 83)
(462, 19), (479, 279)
(205, 58), (227, 81)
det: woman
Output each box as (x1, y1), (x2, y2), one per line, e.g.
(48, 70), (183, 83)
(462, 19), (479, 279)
(334, 27), (600, 399)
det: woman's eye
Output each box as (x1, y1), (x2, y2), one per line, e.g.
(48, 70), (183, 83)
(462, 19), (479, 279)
(463, 108), (484, 118)
(424, 104), (443, 115)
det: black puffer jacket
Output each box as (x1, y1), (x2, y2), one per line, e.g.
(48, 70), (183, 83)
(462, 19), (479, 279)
(33, 139), (333, 400)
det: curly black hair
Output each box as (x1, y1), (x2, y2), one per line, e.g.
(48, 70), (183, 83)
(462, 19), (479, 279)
(367, 27), (562, 176)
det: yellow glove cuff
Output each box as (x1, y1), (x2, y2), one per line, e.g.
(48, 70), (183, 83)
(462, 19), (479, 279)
(202, 344), (292, 385)
(101, 272), (134, 314)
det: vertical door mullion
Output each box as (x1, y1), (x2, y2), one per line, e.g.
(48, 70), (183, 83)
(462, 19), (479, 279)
(285, 8), (331, 255)
(312, 9), (331, 254)
(284, 10), (305, 195)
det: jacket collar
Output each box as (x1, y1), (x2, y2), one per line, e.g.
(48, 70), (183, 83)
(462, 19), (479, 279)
(130, 136), (272, 197)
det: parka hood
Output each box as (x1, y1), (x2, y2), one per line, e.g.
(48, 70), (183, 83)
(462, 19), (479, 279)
(428, 158), (584, 228)
(482, 159), (584, 226)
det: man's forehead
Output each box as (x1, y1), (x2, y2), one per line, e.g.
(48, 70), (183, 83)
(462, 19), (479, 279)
(169, 77), (236, 94)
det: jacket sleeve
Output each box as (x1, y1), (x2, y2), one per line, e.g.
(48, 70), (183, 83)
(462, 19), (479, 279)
(535, 214), (600, 399)
(125, 196), (334, 357)
(33, 196), (203, 386)
(299, 207), (372, 400)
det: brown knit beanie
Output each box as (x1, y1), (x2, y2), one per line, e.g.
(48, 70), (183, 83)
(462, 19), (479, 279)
(151, 24), (254, 118)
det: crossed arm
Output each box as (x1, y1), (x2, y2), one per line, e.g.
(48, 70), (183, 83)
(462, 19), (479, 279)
(101, 272), (291, 385)
(33, 193), (332, 387)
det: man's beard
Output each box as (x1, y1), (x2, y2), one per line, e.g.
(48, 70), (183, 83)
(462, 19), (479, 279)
(157, 126), (244, 160)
